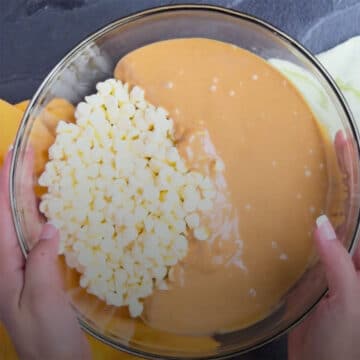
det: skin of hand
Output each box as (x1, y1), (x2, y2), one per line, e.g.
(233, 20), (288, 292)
(288, 132), (360, 360)
(0, 149), (91, 360)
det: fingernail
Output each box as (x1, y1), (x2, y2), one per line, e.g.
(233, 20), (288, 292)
(316, 215), (337, 241)
(8, 144), (13, 152)
(39, 223), (58, 241)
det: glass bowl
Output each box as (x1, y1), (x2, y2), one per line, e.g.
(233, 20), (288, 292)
(9, 4), (360, 359)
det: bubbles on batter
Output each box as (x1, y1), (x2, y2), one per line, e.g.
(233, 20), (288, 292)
(305, 169), (312, 177)
(186, 147), (194, 160)
(279, 253), (289, 261)
(212, 256), (223, 265)
(165, 81), (174, 89)
(249, 288), (257, 297)
(271, 241), (278, 249)
(244, 203), (252, 211)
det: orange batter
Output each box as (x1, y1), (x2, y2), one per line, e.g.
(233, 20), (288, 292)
(113, 38), (345, 336)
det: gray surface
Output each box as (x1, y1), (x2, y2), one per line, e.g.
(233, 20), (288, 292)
(0, 0), (359, 359)
(1, 0), (360, 105)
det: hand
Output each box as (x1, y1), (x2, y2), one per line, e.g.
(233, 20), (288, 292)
(0, 149), (91, 360)
(288, 132), (360, 360)
(288, 215), (360, 360)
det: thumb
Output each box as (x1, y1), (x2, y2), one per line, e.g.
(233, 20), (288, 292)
(22, 223), (64, 303)
(314, 215), (356, 297)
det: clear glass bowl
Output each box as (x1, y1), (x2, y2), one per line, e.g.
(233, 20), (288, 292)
(9, 4), (360, 359)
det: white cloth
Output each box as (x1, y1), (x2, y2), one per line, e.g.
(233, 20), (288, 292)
(269, 36), (360, 137)
(318, 36), (360, 124)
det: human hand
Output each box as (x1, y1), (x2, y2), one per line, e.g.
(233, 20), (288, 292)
(0, 149), (91, 360)
(288, 132), (360, 360)
(288, 214), (360, 360)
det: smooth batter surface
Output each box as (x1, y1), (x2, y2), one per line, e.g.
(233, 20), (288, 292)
(113, 38), (341, 336)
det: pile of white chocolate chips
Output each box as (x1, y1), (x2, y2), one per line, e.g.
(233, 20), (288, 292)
(39, 79), (218, 317)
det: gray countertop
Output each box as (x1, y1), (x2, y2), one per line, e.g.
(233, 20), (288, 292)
(1, 0), (359, 359)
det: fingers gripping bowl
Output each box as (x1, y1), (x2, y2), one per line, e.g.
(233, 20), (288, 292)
(9, 5), (360, 359)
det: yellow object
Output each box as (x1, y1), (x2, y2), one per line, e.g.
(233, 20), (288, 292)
(87, 335), (138, 360)
(42, 98), (76, 131)
(0, 99), (54, 178)
(0, 99), (138, 359)
(30, 120), (54, 177)
(14, 98), (75, 129)
(14, 100), (30, 112)
(0, 323), (18, 360)
(14, 99), (74, 177)
(16, 98), (76, 134)
(0, 100), (23, 164)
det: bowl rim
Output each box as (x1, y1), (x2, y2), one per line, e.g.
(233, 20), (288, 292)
(9, 3), (360, 359)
